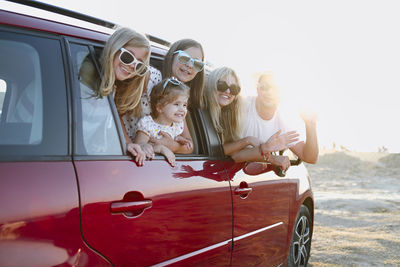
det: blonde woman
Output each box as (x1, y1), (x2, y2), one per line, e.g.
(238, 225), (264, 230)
(99, 27), (152, 165)
(204, 67), (299, 163)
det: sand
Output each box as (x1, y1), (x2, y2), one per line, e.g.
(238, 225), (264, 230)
(305, 151), (400, 266)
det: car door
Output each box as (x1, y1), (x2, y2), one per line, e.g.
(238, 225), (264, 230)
(0, 27), (110, 266)
(68, 42), (233, 266)
(228, 159), (295, 266)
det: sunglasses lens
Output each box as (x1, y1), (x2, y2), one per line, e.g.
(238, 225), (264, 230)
(217, 81), (240, 95)
(137, 65), (148, 76)
(217, 82), (228, 92)
(177, 53), (191, 64)
(120, 51), (134, 65)
(193, 60), (205, 72)
(231, 85), (241, 95)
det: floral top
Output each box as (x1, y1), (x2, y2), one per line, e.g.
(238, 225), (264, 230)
(122, 66), (162, 141)
(137, 115), (184, 140)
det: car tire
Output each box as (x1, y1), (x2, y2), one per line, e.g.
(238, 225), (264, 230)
(287, 204), (312, 267)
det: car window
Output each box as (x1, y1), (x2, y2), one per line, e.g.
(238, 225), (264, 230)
(0, 29), (68, 157)
(70, 43), (123, 155)
(0, 39), (43, 145)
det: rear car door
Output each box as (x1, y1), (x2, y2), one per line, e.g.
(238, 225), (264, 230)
(68, 41), (233, 266)
(229, 160), (295, 266)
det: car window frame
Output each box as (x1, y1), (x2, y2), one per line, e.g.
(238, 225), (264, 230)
(65, 38), (126, 157)
(65, 37), (225, 161)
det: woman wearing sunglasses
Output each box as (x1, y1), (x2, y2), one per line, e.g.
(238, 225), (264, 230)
(143, 39), (205, 154)
(98, 27), (156, 165)
(204, 67), (299, 163)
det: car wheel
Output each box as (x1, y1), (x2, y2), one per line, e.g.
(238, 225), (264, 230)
(287, 205), (312, 267)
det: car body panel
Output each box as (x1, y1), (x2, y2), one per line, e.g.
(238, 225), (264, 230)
(75, 159), (233, 266)
(225, 161), (293, 266)
(0, 162), (111, 266)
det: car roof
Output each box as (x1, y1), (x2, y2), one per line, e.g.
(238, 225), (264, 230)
(0, 0), (169, 57)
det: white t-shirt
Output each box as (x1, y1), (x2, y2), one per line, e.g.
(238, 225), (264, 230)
(137, 115), (184, 140)
(122, 66), (162, 141)
(241, 96), (304, 144)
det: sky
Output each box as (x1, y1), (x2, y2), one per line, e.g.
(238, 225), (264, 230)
(8, 0), (400, 152)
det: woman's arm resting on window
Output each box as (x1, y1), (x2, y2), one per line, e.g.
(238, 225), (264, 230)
(223, 136), (261, 156)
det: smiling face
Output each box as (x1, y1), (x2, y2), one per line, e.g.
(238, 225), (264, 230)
(113, 45), (148, 81)
(171, 46), (203, 83)
(257, 75), (280, 108)
(216, 73), (238, 107)
(156, 95), (189, 125)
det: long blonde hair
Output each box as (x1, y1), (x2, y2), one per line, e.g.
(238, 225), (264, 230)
(204, 67), (242, 143)
(100, 27), (150, 117)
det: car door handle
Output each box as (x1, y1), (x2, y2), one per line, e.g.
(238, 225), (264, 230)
(111, 200), (152, 213)
(234, 187), (252, 195)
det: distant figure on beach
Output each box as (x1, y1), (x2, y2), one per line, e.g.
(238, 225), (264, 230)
(378, 146), (388, 153)
(241, 72), (319, 170)
(340, 145), (349, 152)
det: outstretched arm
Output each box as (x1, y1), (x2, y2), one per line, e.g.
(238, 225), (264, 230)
(290, 111), (319, 164)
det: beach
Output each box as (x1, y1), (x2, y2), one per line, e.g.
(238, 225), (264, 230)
(305, 151), (400, 266)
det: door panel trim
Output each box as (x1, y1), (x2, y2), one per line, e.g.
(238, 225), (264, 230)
(233, 222), (283, 242)
(151, 240), (230, 267)
(151, 222), (283, 267)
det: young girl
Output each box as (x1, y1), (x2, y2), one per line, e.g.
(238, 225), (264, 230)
(134, 77), (191, 166)
(204, 67), (299, 163)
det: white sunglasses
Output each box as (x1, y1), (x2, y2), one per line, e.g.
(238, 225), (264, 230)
(173, 50), (205, 72)
(119, 47), (148, 76)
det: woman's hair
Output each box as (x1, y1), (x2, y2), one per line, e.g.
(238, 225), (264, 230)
(162, 39), (205, 109)
(204, 67), (242, 143)
(99, 27), (150, 117)
(150, 78), (190, 118)
(79, 55), (101, 94)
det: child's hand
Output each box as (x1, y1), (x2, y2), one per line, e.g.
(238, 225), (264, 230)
(175, 135), (193, 150)
(261, 130), (299, 153)
(141, 143), (154, 160)
(127, 143), (145, 166)
(154, 144), (176, 167)
(150, 131), (173, 147)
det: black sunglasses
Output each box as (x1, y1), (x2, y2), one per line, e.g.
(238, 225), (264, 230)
(217, 81), (241, 95)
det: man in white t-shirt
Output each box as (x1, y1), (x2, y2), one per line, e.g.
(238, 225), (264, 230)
(242, 73), (318, 170)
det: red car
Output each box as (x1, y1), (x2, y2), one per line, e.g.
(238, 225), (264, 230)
(0, 1), (314, 266)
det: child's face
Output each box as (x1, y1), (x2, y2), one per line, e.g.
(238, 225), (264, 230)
(172, 46), (203, 83)
(158, 95), (189, 124)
